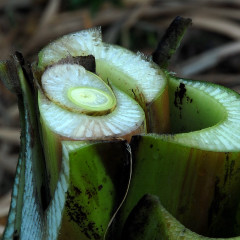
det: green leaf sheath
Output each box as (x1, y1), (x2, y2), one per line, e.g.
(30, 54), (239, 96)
(39, 119), (62, 196)
(1, 55), (46, 240)
(58, 141), (131, 240)
(122, 194), (240, 240)
(115, 75), (240, 239)
(118, 135), (240, 238)
(0, 58), (132, 240)
(39, 140), (132, 240)
(122, 194), (164, 240)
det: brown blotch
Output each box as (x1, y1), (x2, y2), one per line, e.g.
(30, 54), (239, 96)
(174, 82), (186, 108)
(65, 191), (88, 224)
(86, 188), (97, 200)
(73, 186), (82, 195)
(224, 153), (235, 186)
(65, 191), (102, 239)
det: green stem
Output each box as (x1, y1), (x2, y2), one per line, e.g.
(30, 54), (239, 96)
(152, 16), (192, 69)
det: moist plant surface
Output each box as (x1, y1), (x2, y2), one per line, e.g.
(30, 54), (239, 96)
(1, 10), (240, 240)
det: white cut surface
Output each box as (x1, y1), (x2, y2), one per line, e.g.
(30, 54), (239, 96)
(38, 28), (102, 69)
(96, 44), (165, 103)
(41, 64), (115, 114)
(38, 28), (166, 104)
(39, 87), (145, 140)
(166, 79), (240, 152)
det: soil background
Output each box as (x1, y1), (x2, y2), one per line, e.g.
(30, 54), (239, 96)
(1, 0), (240, 236)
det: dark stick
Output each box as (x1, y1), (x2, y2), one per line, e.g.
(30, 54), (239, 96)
(152, 16), (192, 69)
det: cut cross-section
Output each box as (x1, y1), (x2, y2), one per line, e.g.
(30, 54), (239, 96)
(41, 64), (116, 116)
(39, 63), (146, 141)
(67, 87), (114, 113)
(37, 28), (169, 133)
(168, 76), (240, 152)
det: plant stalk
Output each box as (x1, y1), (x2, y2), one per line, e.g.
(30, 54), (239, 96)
(152, 16), (192, 69)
